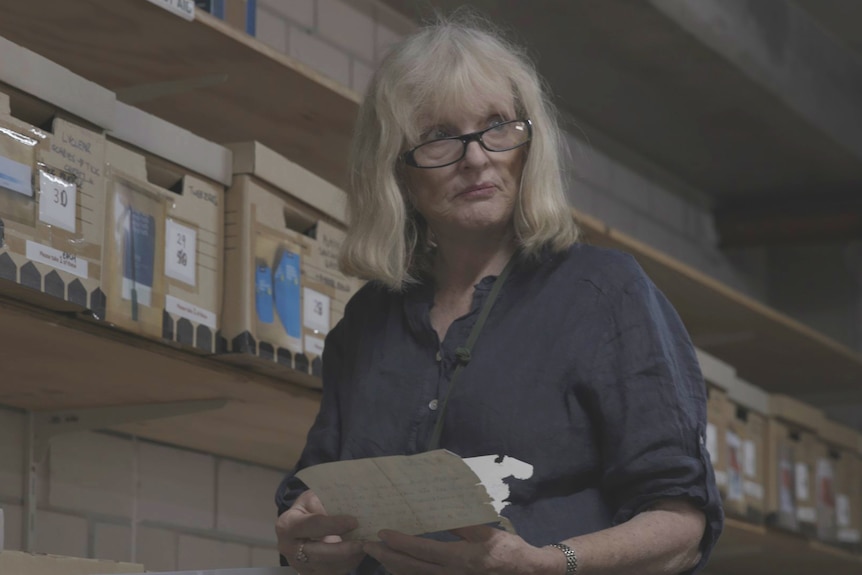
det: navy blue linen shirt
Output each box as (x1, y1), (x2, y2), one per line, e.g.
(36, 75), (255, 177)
(277, 244), (723, 574)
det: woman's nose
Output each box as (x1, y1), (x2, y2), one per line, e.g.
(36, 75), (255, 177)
(460, 139), (491, 168)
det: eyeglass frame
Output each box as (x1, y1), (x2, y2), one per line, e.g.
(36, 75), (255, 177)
(400, 119), (533, 169)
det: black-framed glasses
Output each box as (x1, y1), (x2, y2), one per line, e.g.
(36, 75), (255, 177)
(402, 119), (532, 169)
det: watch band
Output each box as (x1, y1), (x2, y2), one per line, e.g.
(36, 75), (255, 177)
(547, 542), (578, 575)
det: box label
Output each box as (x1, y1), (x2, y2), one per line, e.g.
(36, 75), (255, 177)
(836, 494), (851, 527)
(726, 430), (744, 502)
(38, 169), (77, 232)
(121, 207), (157, 307)
(303, 287), (331, 334)
(0, 154), (33, 197)
(795, 462), (810, 500)
(744, 480), (764, 501)
(165, 219), (197, 286)
(25, 240), (88, 278)
(705, 422), (717, 465)
(743, 439), (756, 477)
(165, 294), (216, 329)
(147, 0), (196, 21)
(305, 335), (325, 356)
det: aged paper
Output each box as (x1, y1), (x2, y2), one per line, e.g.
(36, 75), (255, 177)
(295, 450), (506, 541)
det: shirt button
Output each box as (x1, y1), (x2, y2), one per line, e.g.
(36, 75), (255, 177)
(428, 399), (439, 411)
(435, 351), (442, 362)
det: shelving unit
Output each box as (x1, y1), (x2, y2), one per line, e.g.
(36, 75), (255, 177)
(0, 0), (360, 189)
(0, 1), (861, 573)
(0, 294), (319, 469)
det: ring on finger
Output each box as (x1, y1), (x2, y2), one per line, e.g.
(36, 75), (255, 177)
(295, 541), (310, 564)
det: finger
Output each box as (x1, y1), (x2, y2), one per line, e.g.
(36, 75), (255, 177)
(376, 530), (454, 565)
(294, 489), (327, 514)
(291, 513), (359, 540)
(364, 541), (443, 575)
(449, 524), (496, 543)
(301, 539), (366, 563)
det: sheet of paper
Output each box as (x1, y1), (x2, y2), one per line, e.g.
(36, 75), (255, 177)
(295, 450), (503, 541)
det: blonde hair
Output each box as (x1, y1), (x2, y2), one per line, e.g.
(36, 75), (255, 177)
(340, 15), (579, 290)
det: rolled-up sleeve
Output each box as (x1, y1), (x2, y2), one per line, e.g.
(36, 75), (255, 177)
(585, 261), (723, 572)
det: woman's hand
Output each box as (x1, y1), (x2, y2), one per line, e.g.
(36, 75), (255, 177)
(362, 524), (563, 575)
(275, 490), (365, 575)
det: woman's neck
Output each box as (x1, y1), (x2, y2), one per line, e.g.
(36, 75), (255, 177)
(431, 229), (517, 295)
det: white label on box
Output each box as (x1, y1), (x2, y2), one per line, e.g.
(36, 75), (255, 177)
(744, 480), (764, 501)
(38, 170), (77, 232)
(146, 0), (196, 20)
(726, 431), (744, 502)
(706, 422), (717, 464)
(836, 494), (851, 527)
(743, 439), (756, 478)
(0, 154), (33, 197)
(714, 470), (727, 486)
(165, 294), (216, 329)
(165, 219), (197, 286)
(305, 335), (325, 356)
(795, 462), (809, 500)
(837, 528), (861, 544)
(303, 287), (331, 334)
(797, 506), (816, 523)
(25, 240), (88, 279)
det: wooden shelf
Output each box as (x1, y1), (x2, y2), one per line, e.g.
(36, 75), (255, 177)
(0, 294), (320, 470)
(0, 0), (360, 189)
(576, 211), (862, 403)
(706, 518), (862, 575)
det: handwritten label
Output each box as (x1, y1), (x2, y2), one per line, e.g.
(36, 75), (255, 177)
(189, 184), (219, 207)
(165, 294), (216, 329)
(303, 287), (330, 334)
(146, 0), (196, 20)
(165, 219), (196, 286)
(38, 170), (77, 232)
(296, 450), (501, 541)
(305, 335), (325, 356)
(836, 494), (851, 527)
(0, 155), (33, 197)
(45, 125), (104, 190)
(26, 240), (88, 278)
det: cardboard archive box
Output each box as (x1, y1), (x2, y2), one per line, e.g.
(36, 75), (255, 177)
(722, 376), (769, 524)
(696, 349), (736, 506)
(0, 550), (143, 574)
(222, 142), (361, 380)
(767, 394), (827, 535)
(101, 103), (228, 352)
(815, 418), (862, 548)
(0, 36), (114, 313)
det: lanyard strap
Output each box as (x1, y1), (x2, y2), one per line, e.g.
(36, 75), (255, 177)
(427, 254), (518, 451)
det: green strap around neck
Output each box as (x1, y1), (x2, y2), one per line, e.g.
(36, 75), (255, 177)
(427, 253), (518, 451)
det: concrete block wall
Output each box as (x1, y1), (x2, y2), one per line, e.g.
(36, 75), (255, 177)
(242, 0), (416, 95)
(0, 406), (286, 570)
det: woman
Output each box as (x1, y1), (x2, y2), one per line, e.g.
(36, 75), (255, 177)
(275, 16), (722, 575)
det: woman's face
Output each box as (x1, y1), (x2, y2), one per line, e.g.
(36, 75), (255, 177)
(403, 98), (526, 241)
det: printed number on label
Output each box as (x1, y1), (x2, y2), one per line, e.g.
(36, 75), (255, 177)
(39, 170), (77, 232)
(165, 219), (197, 286)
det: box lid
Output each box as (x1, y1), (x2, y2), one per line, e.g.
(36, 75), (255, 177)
(723, 376), (769, 414)
(769, 394), (826, 431)
(819, 418), (860, 451)
(695, 348), (737, 390)
(110, 100), (232, 186)
(228, 141), (347, 224)
(0, 36), (115, 130)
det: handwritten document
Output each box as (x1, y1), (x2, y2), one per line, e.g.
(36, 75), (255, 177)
(296, 450), (531, 541)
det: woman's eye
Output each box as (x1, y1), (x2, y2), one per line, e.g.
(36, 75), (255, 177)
(429, 128), (451, 140)
(487, 116), (507, 129)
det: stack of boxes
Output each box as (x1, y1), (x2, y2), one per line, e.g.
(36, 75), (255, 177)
(0, 36), (113, 314)
(698, 348), (862, 549)
(219, 141), (361, 380)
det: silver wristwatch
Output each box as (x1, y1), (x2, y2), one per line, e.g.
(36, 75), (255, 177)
(547, 542), (578, 575)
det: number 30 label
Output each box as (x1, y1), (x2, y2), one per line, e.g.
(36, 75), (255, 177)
(165, 219), (197, 286)
(38, 170), (77, 232)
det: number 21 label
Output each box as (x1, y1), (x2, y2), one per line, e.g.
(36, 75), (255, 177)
(38, 170), (77, 233)
(165, 219), (197, 286)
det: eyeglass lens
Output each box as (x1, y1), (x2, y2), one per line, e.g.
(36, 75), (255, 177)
(412, 120), (530, 168)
